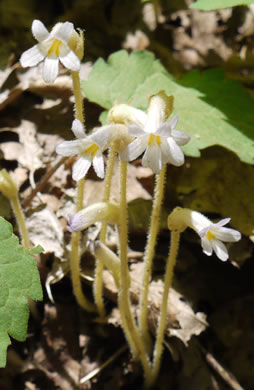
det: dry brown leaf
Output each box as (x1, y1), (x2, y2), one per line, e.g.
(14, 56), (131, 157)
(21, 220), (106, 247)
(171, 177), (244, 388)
(105, 262), (207, 346)
(26, 207), (64, 257)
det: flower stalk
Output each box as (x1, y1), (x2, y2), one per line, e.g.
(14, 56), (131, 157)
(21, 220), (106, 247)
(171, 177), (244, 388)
(118, 161), (152, 385)
(69, 51), (96, 311)
(0, 170), (29, 249)
(94, 145), (117, 317)
(151, 230), (181, 385)
(138, 164), (167, 353)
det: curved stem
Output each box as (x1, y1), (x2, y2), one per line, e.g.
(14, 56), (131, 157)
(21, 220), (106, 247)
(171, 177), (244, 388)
(151, 230), (180, 385)
(70, 71), (95, 311)
(118, 161), (152, 386)
(138, 164), (167, 353)
(71, 178), (96, 312)
(93, 146), (117, 317)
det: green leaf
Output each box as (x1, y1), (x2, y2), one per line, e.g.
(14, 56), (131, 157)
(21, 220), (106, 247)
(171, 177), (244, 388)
(0, 217), (43, 367)
(190, 0), (254, 11)
(82, 50), (170, 110)
(82, 50), (254, 165)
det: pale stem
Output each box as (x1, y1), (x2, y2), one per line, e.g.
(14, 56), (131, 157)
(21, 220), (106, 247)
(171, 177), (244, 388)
(118, 161), (152, 386)
(151, 230), (181, 385)
(93, 146), (117, 317)
(70, 71), (96, 311)
(10, 196), (30, 249)
(138, 164), (167, 352)
(71, 71), (84, 123)
(71, 178), (96, 312)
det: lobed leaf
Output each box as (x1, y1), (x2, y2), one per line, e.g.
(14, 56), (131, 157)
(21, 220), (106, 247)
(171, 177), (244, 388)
(0, 217), (43, 367)
(82, 50), (254, 165)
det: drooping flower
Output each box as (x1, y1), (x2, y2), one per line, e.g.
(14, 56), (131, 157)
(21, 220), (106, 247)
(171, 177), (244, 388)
(120, 92), (190, 174)
(56, 119), (110, 181)
(168, 207), (241, 262)
(67, 202), (120, 232)
(20, 20), (81, 84)
(198, 218), (241, 261)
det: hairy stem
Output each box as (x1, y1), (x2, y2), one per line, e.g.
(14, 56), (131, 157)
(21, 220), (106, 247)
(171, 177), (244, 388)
(151, 230), (180, 385)
(70, 71), (95, 311)
(118, 161), (152, 386)
(138, 164), (167, 353)
(71, 71), (84, 123)
(94, 146), (117, 317)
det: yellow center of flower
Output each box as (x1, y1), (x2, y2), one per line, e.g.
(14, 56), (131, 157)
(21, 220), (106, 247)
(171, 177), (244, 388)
(148, 134), (161, 146)
(206, 231), (216, 240)
(84, 143), (99, 157)
(48, 39), (62, 56)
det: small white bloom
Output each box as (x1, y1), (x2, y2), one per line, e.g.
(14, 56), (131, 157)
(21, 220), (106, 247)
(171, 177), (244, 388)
(198, 218), (241, 261)
(20, 20), (80, 83)
(120, 93), (190, 174)
(168, 207), (241, 262)
(56, 119), (110, 181)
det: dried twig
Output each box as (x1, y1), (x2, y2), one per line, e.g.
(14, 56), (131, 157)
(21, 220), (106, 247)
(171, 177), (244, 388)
(80, 345), (128, 384)
(23, 156), (68, 208)
(204, 350), (244, 390)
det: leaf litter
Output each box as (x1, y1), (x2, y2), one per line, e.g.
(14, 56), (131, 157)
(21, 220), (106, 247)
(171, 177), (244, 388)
(0, 1), (253, 389)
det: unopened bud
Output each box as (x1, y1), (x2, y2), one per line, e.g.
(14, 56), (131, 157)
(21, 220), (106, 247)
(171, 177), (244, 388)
(108, 104), (147, 128)
(0, 169), (18, 200)
(68, 28), (84, 61)
(68, 202), (120, 232)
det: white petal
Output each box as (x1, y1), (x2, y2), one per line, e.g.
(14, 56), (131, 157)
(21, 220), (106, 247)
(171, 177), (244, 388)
(213, 218), (231, 227)
(72, 119), (86, 139)
(31, 20), (49, 42)
(43, 57), (59, 83)
(213, 227), (241, 242)
(53, 22), (74, 43)
(142, 144), (162, 174)
(56, 140), (83, 156)
(93, 153), (104, 178)
(145, 95), (167, 133)
(168, 115), (179, 130)
(160, 139), (171, 165)
(198, 226), (210, 238)
(155, 122), (172, 137)
(123, 137), (147, 161)
(128, 124), (146, 137)
(167, 137), (185, 166)
(211, 240), (229, 261)
(72, 156), (91, 181)
(60, 50), (80, 71)
(90, 127), (110, 149)
(172, 129), (191, 146)
(20, 45), (44, 67)
(201, 237), (213, 256)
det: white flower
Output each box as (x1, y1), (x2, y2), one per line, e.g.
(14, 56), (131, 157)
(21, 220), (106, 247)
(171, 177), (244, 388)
(168, 208), (241, 262)
(198, 218), (241, 261)
(56, 119), (110, 181)
(120, 93), (190, 174)
(20, 20), (80, 84)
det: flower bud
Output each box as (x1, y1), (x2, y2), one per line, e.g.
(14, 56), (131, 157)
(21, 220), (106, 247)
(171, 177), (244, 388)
(108, 104), (147, 128)
(68, 28), (84, 61)
(68, 202), (120, 232)
(0, 169), (18, 200)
